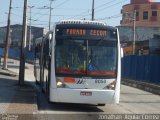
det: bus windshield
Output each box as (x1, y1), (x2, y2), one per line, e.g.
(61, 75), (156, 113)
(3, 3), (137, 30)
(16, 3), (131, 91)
(55, 39), (117, 77)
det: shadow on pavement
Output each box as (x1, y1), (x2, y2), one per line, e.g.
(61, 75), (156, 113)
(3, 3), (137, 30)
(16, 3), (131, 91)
(0, 75), (37, 114)
(37, 87), (104, 113)
(0, 76), (36, 104)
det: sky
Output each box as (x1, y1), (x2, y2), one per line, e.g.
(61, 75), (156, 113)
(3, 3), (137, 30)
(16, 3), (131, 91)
(0, 0), (159, 29)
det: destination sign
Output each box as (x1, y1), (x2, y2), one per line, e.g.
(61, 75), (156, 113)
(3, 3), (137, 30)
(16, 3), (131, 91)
(56, 28), (117, 39)
(65, 29), (107, 37)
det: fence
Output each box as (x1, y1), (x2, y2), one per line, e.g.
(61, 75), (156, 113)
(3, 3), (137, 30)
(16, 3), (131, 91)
(0, 48), (35, 62)
(122, 55), (160, 85)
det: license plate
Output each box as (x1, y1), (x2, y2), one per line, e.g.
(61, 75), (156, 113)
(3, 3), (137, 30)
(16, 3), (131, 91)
(80, 91), (92, 96)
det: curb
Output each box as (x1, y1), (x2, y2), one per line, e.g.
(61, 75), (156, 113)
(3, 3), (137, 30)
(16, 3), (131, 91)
(122, 78), (160, 95)
(0, 69), (17, 77)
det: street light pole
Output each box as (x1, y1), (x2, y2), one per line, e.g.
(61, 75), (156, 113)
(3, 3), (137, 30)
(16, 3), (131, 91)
(92, 0), (95, 21)
(49, 0), (54, 30)
(28, 6), (34, 51)
(133, 10), (136, 55)
(19, 0), (28, 86)
(3, 0), (12, 70)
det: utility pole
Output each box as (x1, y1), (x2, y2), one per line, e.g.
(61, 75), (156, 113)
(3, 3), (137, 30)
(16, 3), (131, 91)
(19, 0), (28, 86)
(28, 6), (34, 51)
(3, 0), (12, 70)
(133, 10), (136, 55)
(37, 0), (54, 30)
(49, 0), (54, 30)
(92, 0), (95, 21)
(123, 10), (136, 55)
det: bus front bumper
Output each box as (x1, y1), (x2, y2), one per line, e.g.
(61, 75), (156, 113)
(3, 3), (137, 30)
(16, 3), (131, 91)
(49, 88), (116, 104)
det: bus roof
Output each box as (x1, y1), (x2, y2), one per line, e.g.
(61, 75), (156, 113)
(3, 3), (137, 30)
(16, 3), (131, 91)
(56, 20), (116, 30)
(58, 20), (106, 26)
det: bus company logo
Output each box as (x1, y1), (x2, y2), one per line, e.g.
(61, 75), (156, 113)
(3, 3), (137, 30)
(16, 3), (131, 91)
(77, 79), (86, 84)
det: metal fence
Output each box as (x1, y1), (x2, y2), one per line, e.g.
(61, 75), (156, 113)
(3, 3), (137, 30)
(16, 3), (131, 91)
(0, 48), (35, 62)
(122, 55), (160, 84)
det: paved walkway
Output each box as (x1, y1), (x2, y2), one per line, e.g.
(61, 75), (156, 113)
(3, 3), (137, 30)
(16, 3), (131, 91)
(0, 58), (38, 115)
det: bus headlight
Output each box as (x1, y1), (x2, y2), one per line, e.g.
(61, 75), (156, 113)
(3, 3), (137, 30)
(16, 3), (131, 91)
(57, 81), (63, 87)
(104, 81), (116, 90)
(56, 79), (69, 88)
(56, 79), (65, 88)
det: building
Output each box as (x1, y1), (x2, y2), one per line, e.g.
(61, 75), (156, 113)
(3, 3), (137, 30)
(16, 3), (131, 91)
(149, 34), (160, 54)
(121, 0), (160, 27)
(119, 0), (160, 55)
(118, 26), (160, 42)
(0, 24), (48, 47)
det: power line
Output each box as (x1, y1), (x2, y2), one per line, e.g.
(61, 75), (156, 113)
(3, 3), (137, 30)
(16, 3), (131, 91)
(52, 7), (88, 10)
(98, 14), (121, 20)
(5, 11), (49, 24)
(30, 0), (71, 29)
(12, 6), (88, 11)
(5, 0), (128, 28)
(95, 0), (118, 9)
(66, 10), (90, 19)
(95, 0), (127, 13)
(53, 0), (70, 9)
(30, 23), (48, 25)
(67, 0), (120, 20)
(29, 12), (77, 17)
(30, 2), (53, 28)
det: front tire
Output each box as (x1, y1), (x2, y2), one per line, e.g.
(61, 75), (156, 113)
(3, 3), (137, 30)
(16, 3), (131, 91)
(98, 104), (106, 106)
(36, 79), (39, 85)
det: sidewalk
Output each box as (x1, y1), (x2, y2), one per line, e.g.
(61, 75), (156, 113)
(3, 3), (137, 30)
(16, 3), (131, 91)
(122, 78), (160, 95)
(0, 58), (38, 115)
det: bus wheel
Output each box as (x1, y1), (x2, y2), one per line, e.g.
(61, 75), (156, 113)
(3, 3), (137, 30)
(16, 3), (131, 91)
(98, 104), (106, 106)
(46, 76), (50, 102)
(36, 79), (39, 85)
(46, 77), (48, 93)
(41, 87), (45, 93)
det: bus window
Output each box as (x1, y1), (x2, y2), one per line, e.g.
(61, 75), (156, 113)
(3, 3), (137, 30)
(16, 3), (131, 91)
(56, 39), (87, 75)
(87, 40), (117, 76)
(55, 39), (117, 77)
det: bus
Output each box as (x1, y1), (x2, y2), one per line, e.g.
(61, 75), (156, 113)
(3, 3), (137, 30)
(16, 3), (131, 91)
(34, 20), (123, 105)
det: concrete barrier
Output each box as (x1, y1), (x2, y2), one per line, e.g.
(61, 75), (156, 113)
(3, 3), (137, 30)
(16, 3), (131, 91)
(122, 78), (160, 95)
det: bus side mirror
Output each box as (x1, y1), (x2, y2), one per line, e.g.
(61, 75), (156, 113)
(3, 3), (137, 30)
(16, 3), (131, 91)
(121, 48), (124, 58)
